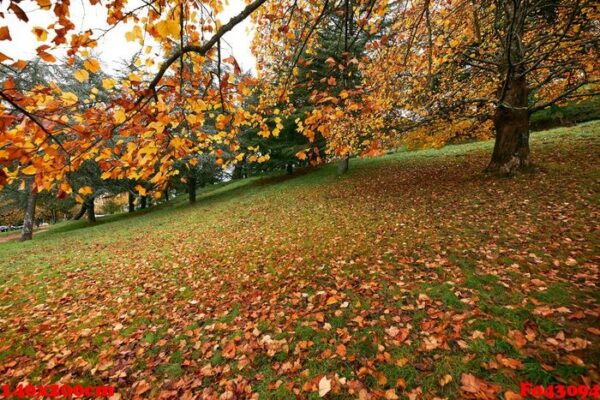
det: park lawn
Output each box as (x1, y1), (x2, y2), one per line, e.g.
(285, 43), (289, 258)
(0, 122), (598, 399)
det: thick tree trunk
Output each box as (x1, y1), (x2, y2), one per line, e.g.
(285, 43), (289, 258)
(487, 3), (531, 174)
(164, 186), (170, 202)
(337, 156), (349, 175)
(20, 181), (37, 241)
(140, 196), (148, 209)
(86, 198), (96, 223)
(128, 192), (135, 213)
(488, 104), (530, 174)
(188, 176), (197, 203)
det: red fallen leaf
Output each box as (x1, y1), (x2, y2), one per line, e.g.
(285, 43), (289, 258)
(586, 327), (600, 336)
(336, 343), (346, 357)
(496, 354), (523, 369)
(460, 373), (500, 399)
(530, 278), (545, 286)
(222, 341), (236, 359)
(135, 380), (151, 396)
(373, 371), (388, 385)
(505, 391), (524, 400)
(509, 330), (527, 348)
(568, 310), (585, 320)
(199, 364), (213, 376)
(97, 359), (113, 371)
(565, 354), (584, 366)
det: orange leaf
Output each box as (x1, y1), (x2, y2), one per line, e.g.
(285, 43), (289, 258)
(0, 52), (12, 63)
(222, 341), (236, 359)
(0, 26), (11, 41)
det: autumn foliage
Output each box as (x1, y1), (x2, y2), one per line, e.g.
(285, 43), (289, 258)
(0, 0), (598, 202)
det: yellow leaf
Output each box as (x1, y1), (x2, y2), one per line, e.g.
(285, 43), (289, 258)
(31, 27), (47, 41)
(59, 181), (72, 194)
(21, 165), (37, 175)
(125, 25), (142, 42)
(61, 92), (78, 106)
(135, 185), (146, 196)
(83, 58), (101, 73)
(101, 171), (112, 180)
(156, 19), (180, 39)
(102, 78), (115, 90)
(114, 109), (126, 124)
(78, 186), (93, 195)
(128, 73), (141, 83)
(73, 69), (89, 82)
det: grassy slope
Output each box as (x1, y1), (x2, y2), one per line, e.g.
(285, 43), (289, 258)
(0, 122), (599, 399)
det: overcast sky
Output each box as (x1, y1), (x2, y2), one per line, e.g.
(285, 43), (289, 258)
(0, 0), (257, 73)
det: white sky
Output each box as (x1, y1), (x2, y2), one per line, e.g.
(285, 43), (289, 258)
(0, 0), (257, 73)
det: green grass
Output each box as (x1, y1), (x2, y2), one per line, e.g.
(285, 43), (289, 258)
(530, 96), (600, 131)
(0, 121), (598, 399)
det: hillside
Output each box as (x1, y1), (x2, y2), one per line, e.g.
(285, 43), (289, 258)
(1, 122), (599, 399)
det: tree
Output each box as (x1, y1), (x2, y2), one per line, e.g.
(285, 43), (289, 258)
(253, 0), (386, 173)
(356, 0), (598, 173)
(1, 0), (274, 201)
(20, 178), (37, 241)
(1, 0), (596, 210)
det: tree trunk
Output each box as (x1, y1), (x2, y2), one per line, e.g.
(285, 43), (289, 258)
(20, 181), (37, 241)
(488, 69), (530, 174)
(164, 186), (169, 202)
(86, 198), (96, 223)
(487, 2), (531, 174)
(337, 156), (349, 175)
(128, 192), (135, 213)
(73, 203), (87, 220)
(188, 176), (197, 203)
(140, 196), (147, 209)
(232, 164), (243, 180)
(488, 103), (530, 174)
(286, 163), (294, 175)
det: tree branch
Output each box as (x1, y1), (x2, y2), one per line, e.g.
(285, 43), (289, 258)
(136, 0), (268, 106)
(0, 91), (70, 157)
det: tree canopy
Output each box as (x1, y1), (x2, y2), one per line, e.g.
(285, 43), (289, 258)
(0, 0), (598, 199)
